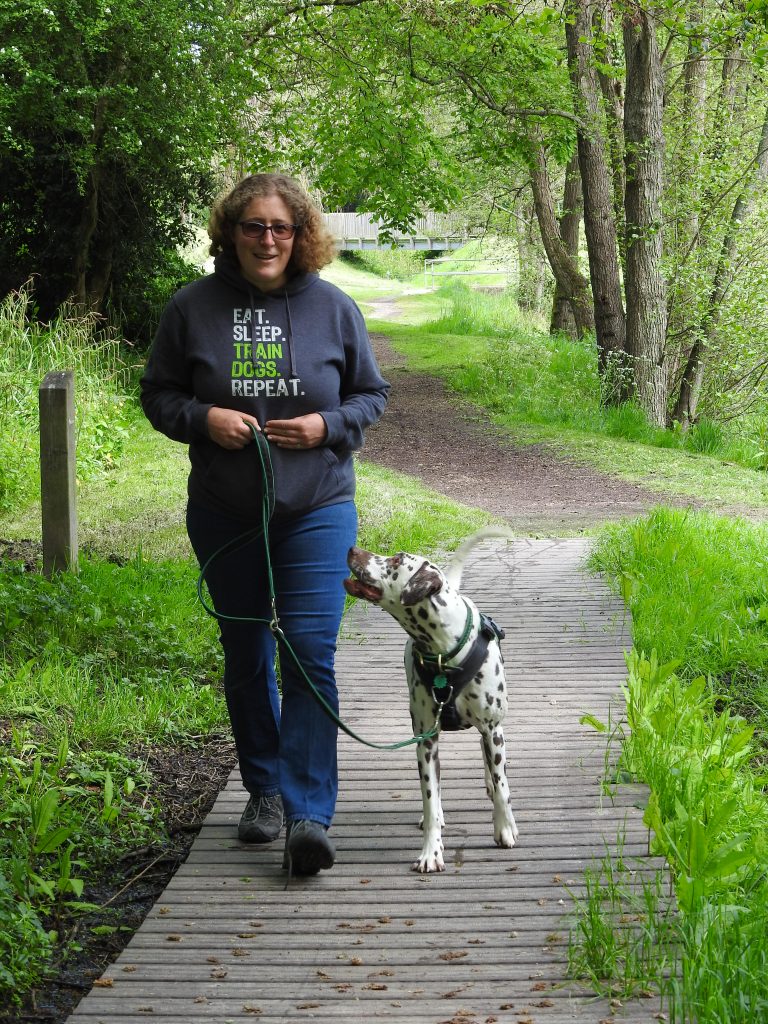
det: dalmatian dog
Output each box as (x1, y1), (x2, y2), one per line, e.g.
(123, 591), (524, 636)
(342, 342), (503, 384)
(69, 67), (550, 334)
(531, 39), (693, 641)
(344, 527), (518, 872)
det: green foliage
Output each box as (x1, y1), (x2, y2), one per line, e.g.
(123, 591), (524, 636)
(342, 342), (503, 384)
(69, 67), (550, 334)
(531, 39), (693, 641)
(582, 650), (768, 1021)
(588, 509), (768, 730)
(568, 846), (676, 999)
(0, 0), (258, 325)
(0, 286), (136, 512)
(583, 511), (768, 1019)
(0, 551), (226, 1003)
(339, 249), (428, 283)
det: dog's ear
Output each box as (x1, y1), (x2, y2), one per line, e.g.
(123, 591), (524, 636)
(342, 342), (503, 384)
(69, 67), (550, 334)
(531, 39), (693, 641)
(401, 562), (444, 606)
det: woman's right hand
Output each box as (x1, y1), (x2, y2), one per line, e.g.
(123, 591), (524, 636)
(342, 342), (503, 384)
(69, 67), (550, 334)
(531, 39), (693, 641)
(207, 407), (261, 450)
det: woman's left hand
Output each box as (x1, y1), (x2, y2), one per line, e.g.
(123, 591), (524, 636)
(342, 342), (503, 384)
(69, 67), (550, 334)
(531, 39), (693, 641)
(264, 413), (328, 449)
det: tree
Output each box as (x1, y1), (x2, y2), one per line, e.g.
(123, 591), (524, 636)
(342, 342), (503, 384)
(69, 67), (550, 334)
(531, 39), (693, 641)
(0, 0), (259, 324)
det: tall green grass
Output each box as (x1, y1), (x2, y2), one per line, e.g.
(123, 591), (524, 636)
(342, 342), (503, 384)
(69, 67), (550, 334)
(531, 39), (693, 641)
(574, 510), (768, 1020)
(589, 508), (768, 732)
(0, 286), (139, 512)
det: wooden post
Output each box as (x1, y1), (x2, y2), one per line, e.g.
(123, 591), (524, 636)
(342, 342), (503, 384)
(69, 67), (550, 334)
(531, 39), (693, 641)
(39, 371), (78, 576)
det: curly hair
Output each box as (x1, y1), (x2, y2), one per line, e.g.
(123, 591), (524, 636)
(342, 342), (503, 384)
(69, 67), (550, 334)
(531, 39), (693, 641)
(208, 173), (336, 274)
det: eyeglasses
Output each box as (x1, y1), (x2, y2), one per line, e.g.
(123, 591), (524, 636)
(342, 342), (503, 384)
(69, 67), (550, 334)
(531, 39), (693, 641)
(237, 220), (299, 240)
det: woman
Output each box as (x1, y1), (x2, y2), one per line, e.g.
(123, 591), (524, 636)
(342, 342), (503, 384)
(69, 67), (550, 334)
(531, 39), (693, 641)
(140, 173), (389, 875)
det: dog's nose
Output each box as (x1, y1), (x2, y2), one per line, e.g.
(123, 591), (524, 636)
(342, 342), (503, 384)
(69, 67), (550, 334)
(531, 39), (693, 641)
(347, 546), (370, 565)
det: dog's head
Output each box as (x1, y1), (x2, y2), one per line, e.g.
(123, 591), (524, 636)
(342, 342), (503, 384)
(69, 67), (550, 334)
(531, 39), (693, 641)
(344, 546), (446, 612)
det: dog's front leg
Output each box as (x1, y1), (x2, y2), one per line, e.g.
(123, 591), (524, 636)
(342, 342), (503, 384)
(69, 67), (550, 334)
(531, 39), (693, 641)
(480, 726), (518, 849)
(413, 736), (444, 872)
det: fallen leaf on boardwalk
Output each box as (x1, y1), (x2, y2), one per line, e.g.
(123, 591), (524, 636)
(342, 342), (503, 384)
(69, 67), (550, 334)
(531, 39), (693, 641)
(350, 957), (363, 966)
(404, 919), (415, 926)
(360, 877), (372, 883)
(378, 916), (391, 923)
(530, 981), (548, 991)
(368, 970), (395, 978)
(505, 865), (519, 872)
(468, 939), (485, 945)
(238, 932), (260, 939)
(122, 966), (137, 973)
(552, 874), (562, 883)
(296, 1003), (320, 1009)
(485, 1018), (498, 1023)
(242, 1005), (263, 1014)
(439, 951), (469, 961)
(546, 932), (563, 943)
(93, 979), (113, 987)
(248, 921), (263, 927)
(137, 1008), (154, 1014)
(333, 983), (352, 992)
(158, 907), (170, 915)
(537, 898), (548, 906)
(210, 967), (228, 979)
(533, 1000), (554, 1008)
(655, 1015), (669, 1022)
(441, 987), (468, 999)
(363, 983), (388, 990)
(206, 956), (220, 964)
(193, 996), (208, 1004)
(499, 1004), (515, 1011)
(166, 934), (183, 942)
(316, 970), (331, 978)
(231, 947), (250, 957)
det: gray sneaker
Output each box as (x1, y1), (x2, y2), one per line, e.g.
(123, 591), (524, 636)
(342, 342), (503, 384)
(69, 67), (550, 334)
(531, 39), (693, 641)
(238, 793), (284, 843)
(283, 819), (335, 875)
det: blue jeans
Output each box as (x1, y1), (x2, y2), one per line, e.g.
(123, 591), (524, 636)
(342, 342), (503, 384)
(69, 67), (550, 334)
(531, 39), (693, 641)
(187, 500), (357, 827)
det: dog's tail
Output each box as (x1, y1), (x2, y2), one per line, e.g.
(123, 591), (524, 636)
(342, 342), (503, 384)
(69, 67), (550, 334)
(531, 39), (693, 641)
(444, 526), (517, 588)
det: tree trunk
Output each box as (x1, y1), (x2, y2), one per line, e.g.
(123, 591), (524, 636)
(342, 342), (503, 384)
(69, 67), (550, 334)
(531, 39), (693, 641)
(72, 166), (101, 309)
(623, 5), (668, 427)
(672, 104), (768, 427)
(516, 200), (550, 315)
(565, 0), (627, 400)
(549, 152), (584, 337)
(594, 0), (626, 271)
(528, 145), (593, 337)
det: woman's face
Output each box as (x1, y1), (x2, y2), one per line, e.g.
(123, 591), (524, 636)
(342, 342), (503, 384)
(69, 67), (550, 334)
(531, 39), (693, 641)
(233, 194), (296, 292)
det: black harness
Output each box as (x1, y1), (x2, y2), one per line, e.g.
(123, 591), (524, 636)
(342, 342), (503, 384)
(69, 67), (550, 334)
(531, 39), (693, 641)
(412, 602), (506, 732)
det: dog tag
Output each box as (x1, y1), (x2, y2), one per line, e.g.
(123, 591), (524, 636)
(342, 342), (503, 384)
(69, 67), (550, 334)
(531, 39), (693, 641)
(433, 673), (449, 690)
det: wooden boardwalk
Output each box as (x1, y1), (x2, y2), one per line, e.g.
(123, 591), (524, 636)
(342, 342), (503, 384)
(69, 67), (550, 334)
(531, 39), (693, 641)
(69, 538), (664, 1023)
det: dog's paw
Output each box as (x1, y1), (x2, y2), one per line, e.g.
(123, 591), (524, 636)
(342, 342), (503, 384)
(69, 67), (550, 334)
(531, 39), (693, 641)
(494, 816), (519, 849)
(412, 848), (445, 873)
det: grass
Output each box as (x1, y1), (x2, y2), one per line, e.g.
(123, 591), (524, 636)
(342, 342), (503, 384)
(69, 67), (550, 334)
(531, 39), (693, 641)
(589, 508), (768, 739)
(570, 510), (768, 1020)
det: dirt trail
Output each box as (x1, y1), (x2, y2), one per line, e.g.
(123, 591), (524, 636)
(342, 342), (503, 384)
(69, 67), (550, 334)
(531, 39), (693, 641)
(362, 332), (700, 533)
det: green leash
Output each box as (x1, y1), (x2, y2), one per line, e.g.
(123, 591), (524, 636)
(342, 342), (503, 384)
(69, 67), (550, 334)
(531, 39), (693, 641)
(197, 423), (439, 750)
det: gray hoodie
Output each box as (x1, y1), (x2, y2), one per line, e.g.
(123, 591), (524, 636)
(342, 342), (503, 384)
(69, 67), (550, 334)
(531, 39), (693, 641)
(140, 252), (389, 522)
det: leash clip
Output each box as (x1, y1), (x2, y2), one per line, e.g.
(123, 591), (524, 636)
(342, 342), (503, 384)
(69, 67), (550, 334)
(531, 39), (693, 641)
(269, 599), (283, 638)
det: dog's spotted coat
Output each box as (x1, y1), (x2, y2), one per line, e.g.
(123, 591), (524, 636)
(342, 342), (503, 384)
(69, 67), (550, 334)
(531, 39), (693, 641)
(344, 529), (518, 872)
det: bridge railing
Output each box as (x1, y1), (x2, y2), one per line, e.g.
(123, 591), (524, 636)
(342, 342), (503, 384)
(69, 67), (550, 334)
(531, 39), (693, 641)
(323, 211), (477, 251)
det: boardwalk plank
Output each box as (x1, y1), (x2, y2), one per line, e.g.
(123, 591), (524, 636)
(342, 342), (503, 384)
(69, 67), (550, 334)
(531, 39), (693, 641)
(67, 538), (665, 1023)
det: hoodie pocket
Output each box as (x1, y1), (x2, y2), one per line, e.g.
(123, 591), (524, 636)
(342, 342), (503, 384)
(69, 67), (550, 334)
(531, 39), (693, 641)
(192, 443), (265, 516)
